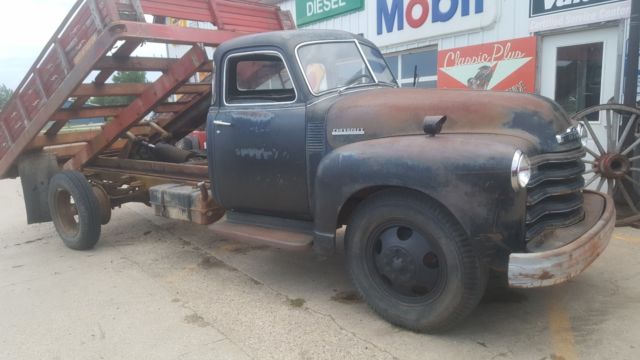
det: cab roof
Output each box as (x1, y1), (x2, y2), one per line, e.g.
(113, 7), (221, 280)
(214, 29), (377, 62)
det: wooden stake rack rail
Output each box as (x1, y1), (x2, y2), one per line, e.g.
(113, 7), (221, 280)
(0, 0), (294, 178)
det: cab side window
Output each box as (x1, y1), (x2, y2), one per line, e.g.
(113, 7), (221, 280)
(225, 52), (296, 104)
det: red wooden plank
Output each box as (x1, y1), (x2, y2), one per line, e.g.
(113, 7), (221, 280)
(95, 0), (112, 24)
(208, 0), (224, 28)
(87, 0), (105, 30)
(32, 70), (49, 102)
(219, 13), (280, 27)
(141, 5), (212, 22)
(115, 22), (243, 45)
(217, 1), (278, 18)
(59, 5), (92, 51)
(140, 0), (212, 22)
(139, 0), (287, 27)
(39, 49), (66, 98)
(154, 102), (192, 113)
(218, 23), (271, 33)
(18, 77), (43, 120)
(70, 82), (211, 99)
(51, 106), (124, 121)
(142, 0), (210, 10)
(72, 83), (148, 97)
(141, 0), (210, 13)
(2, 102), (27, 142)
(92, 40), (143, 85)
(65, 20), (98, 61)
(140, 0), (210, 16)
(0, 128), (10, 159)
(64, 45), (208, 171)
(94, 56), (177, 71)
(279, 11), (296, 30)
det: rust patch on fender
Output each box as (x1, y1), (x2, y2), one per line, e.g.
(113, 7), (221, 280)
(538, 270), (554, 280)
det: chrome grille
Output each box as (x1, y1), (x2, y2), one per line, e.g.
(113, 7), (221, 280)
(525, 148), (586, 242)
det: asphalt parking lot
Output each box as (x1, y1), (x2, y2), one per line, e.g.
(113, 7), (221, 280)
(1, 177), (639, 360)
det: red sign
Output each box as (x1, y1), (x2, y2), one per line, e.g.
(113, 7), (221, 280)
(437, 37), (537, 93)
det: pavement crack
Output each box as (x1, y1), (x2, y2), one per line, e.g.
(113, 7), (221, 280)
(175, 300), (254, 360)
(305, 305), (400, 360)
(97, 322), (106, 340)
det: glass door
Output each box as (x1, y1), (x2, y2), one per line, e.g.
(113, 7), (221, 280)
(540, 27), (620, 192)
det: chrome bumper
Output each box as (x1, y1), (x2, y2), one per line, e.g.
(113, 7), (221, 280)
(508, 190), (615, 288)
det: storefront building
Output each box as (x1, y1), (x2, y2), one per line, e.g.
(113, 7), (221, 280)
(277, 0), (637, 136)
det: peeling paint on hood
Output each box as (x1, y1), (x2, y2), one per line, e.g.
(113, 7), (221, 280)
(324, 88), (577, 153)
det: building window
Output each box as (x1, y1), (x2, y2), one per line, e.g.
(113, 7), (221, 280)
(384, 48), (438, 88)
(555, 43), (603, 118)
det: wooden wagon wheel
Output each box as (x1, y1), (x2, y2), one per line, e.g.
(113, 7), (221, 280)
(571, 104), (640, 227)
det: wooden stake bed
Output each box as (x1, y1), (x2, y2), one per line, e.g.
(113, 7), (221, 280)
(0, 0), (294, 178)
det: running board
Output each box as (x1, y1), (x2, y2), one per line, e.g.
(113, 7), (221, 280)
(209, 212), (313, 251)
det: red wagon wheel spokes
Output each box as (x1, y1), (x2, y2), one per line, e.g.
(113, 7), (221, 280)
(571, 104), (640, 226)
(617, 114), (638, 153)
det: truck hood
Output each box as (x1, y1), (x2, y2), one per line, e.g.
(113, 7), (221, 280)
(324, 88), (577, 153)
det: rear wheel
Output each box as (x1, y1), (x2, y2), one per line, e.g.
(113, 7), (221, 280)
(345, 190), (486, 332)
(48, 171), (101, 250)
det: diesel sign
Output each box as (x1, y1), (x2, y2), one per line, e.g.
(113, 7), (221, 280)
(530, 0), (626, 17)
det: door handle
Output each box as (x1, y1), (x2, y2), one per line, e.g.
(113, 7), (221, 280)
(213, 120), (232, 127)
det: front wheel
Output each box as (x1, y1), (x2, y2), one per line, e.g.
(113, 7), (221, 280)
(345, 190), (486, 332)
(48, 171), (102, 250)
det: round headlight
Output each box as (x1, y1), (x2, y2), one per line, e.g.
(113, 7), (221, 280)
(511, 150), (531, 190)
(576, 123), (588, 146)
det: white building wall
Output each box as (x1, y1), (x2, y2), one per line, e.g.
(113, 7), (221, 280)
(278, 0), (531, 54)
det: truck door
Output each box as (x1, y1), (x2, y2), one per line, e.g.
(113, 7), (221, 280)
(211, 50), (309, 218)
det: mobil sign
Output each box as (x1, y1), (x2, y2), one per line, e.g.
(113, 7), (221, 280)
(375, 0), (498, 47)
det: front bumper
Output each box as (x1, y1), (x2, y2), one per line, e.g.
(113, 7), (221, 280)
(508, 190), (615, 288)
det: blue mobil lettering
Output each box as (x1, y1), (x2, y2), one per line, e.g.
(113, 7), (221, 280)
(377, 0), (485, 35)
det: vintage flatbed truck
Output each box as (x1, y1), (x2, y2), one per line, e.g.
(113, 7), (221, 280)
(0, 0), (616, 332)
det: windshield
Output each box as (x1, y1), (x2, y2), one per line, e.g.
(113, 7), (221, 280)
(297, 41), (396, 95)
(360, 45), (396, 85)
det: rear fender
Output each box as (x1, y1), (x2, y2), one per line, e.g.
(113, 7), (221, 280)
(18, 152), (60, 224)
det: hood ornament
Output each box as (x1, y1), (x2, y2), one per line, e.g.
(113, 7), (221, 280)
(556, 123), (587, 145)
(423, 116), (447, 137)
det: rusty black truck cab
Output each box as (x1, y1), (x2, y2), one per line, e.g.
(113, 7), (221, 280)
(204, 29), (615, 332)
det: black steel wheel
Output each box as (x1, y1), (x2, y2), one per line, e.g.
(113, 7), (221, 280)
(571, 104), (640, 226)
(370, 224), (446, 300)
(48, 171), (101, 250)
(345, 190), (487, 332)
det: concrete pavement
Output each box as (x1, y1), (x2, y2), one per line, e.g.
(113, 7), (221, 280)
(0, 178), (639, 360)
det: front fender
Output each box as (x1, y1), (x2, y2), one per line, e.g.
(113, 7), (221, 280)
(313, 134), (531, 254)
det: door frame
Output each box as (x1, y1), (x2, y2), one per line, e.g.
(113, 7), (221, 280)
(536, 21), (625, 109)
(211, 48), (310, 217)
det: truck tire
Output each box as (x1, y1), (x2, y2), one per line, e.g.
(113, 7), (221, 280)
(48, 171), (101, 250)
(345, 190), (487, 332)
(177, 137), (194, 151)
